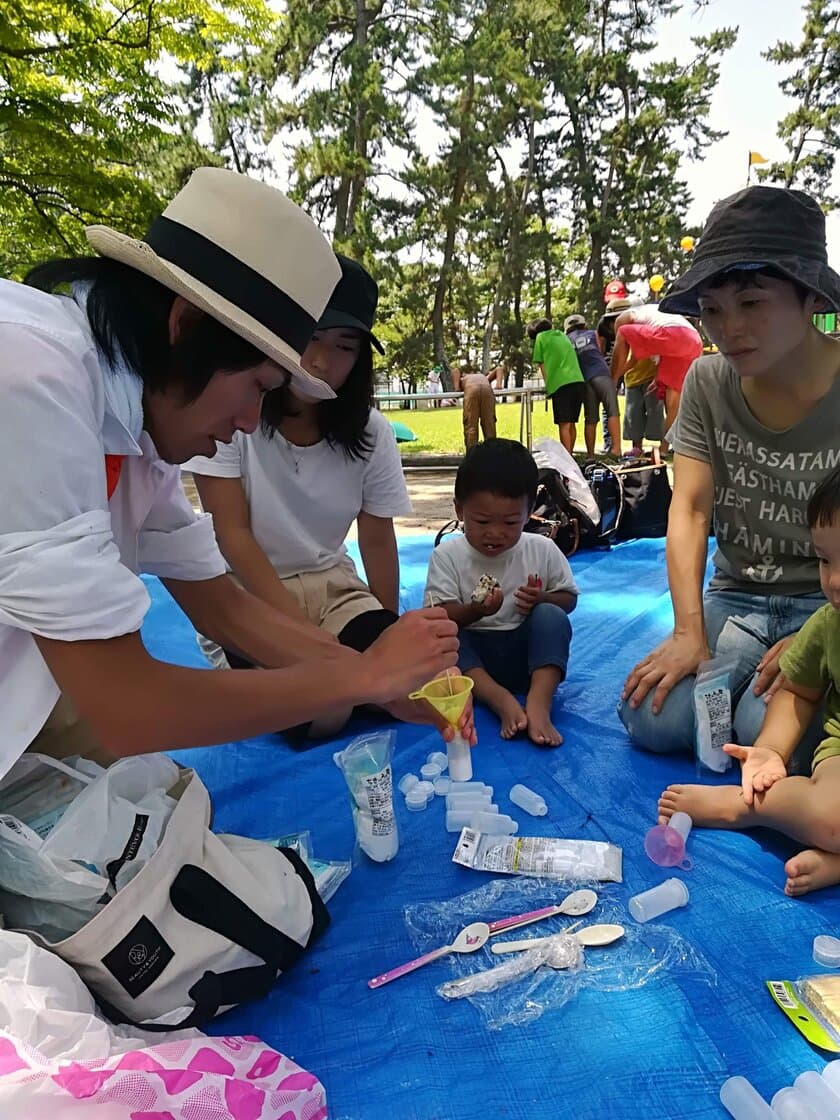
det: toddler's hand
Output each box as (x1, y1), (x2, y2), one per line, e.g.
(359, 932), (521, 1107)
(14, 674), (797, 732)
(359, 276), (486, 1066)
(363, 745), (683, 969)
(474, 587), (503, 616)
(723, 743), (787, 806)
(514, 575), (543, 615)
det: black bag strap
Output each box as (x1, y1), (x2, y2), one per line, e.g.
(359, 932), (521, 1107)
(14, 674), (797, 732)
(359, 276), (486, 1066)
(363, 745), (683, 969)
(434, 518), (461, 547)
(97, 850), (329, 1031)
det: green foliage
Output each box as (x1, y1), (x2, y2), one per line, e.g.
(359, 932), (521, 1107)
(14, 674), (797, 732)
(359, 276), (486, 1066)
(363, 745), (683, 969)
(760, 0), (840, 208)
(0, 0), (276, 276)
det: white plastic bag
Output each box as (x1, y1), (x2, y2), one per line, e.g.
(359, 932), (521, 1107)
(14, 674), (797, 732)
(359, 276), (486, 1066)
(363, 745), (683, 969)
(334, 729), (399, 862)
(532, 437), (602, 526)
(0, 929), (327, 1120)
(0, 755), (180, 941)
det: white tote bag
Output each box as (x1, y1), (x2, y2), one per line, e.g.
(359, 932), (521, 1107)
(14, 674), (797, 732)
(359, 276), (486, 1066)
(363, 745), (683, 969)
(7, 762), (329, 1028)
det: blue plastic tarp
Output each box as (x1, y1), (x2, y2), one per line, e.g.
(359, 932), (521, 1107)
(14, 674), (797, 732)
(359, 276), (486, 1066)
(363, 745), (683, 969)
(140, 536), (840, 1119)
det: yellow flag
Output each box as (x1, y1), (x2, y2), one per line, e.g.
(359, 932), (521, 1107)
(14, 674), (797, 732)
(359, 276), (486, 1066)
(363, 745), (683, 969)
(749, 151), (769, 165)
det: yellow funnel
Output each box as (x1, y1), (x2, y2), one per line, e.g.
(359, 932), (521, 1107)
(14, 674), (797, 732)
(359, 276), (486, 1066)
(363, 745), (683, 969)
(409, 675), (474, 728)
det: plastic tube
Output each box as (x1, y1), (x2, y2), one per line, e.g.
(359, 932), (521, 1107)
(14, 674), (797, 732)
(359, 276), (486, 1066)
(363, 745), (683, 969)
(771, 1086), (822, 1120)
(822, 1061), (840, 1096)
(792, 1072), (840, 1120)
(719, 1076), (776, 1119)
(447, 732), (472, 781)
(470, 811), (518, 835)
(509, 784), (547, 816)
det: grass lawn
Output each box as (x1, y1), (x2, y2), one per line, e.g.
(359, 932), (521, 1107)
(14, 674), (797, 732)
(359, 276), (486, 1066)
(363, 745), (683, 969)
(387, 397), (627, 456)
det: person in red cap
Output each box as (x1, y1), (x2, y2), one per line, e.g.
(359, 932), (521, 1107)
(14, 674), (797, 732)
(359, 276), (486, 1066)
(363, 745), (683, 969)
(603, 279), (627, 304)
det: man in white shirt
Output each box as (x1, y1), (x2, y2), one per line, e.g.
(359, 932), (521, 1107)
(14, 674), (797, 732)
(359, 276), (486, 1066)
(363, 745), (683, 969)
(0, 168), (467, 779)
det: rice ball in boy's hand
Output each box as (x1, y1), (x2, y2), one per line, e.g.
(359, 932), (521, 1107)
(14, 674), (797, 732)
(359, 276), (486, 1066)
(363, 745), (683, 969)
(471, 573), (501, 604)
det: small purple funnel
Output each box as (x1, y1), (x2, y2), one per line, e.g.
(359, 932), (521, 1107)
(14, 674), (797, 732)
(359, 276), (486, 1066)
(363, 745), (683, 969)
(644, 811), (693, 870)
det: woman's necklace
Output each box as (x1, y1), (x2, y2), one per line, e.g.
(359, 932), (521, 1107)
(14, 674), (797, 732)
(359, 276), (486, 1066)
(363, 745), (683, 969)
(279, 434), (302, 474)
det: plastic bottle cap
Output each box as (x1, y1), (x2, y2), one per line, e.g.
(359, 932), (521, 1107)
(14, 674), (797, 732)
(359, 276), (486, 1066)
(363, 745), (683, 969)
(415, 781), (435, 798)
(420, 762), (442, 780)
(397, 774), (419, 795)
(813, 935), (840, 968)
(405, 787), (429, 811)
(433, 777), (451, 796)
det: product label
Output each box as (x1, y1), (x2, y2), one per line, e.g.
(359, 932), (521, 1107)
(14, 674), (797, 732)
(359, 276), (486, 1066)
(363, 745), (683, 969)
(105, 813), (150, 888)
(766, 980), (840, 1052)
(695, 680), (733, 773)
(102, 915), (174, 998)
(363, 766), (395, 836)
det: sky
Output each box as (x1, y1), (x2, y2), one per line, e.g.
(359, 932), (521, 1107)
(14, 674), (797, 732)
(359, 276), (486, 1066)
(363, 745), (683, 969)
(651, 0), (840, 260)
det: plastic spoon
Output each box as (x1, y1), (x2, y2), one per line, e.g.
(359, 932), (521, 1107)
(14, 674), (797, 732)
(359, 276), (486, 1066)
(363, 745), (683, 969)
(368, 891), (598, 989)
(490, 923), (625, 954)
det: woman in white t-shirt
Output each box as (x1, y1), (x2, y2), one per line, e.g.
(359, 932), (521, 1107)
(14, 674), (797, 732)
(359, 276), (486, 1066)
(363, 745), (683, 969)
(186, 256), (411, 737)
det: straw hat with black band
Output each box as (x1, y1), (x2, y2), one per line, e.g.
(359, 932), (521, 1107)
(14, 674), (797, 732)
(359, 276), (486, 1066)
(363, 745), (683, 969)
(86, 167), (342, 401)
(660, 186), (840, 317)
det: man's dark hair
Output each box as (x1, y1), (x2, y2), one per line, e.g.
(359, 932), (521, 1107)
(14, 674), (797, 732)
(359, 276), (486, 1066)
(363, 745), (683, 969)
(455, 438), (538, 507)
(260, 334), (374, 459)
(701, 266), (810, 305)
(527, 317), (552, 341)
(807, 466), (840, 528)
(25, 256), (268, 400)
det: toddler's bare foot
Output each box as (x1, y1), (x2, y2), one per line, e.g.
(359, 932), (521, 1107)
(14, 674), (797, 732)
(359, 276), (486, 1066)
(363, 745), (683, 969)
(657, 784), (750, 829)
(497, 696), (528, 740)
(525, 701), (563, 747)
(785, 849), (840, 897)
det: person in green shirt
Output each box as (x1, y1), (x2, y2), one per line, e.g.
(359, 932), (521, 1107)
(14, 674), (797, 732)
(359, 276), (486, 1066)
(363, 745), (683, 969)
(658, 466), (840, 898)
(528, 317), (584, 453)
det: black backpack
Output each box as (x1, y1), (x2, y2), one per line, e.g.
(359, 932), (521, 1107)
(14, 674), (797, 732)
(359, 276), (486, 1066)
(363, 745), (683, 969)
(582, 456), (672, 541)
(526, 467), (604, 555)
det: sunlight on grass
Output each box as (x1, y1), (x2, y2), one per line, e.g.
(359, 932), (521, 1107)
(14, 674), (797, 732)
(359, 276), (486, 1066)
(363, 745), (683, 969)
(383, 399), (626, 455)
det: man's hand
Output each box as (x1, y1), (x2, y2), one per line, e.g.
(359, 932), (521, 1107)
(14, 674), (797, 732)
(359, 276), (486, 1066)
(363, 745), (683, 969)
(753, 635), (796, 702)
(723, 743), (787, 806)
(474, 586), (503, 617)
(359, 608), (459, 705)
(622, 632), (711, 714)
(514, 574), (543, 615)
(385, 668), (477, 746)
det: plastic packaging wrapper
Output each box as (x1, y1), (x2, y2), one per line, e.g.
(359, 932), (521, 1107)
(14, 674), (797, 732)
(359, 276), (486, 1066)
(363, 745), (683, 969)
(334, 729), (399, 862)
(532, 437), (602, 526)
(452, 827), (623, 882)
(768, 975), (840, 1052)
(0, 929), (327, 1119)
(0, 755), (180, 941)
(403, 877), (716, 1029)
(272, 828), (352, 902)
(694, 654), (738, 774)
(438, 933), (584, 999)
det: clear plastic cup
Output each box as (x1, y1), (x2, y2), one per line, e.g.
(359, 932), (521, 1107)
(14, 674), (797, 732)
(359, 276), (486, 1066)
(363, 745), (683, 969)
(420, 762), (442, 781)
(628, 877), (689, 923)
(719, 1075), (776, 1119)
(397, 773), (419, 795)
(405, 787), (430, 812)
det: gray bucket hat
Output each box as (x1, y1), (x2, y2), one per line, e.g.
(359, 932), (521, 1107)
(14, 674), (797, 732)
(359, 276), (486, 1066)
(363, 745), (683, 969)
(660, 186), (840, 316)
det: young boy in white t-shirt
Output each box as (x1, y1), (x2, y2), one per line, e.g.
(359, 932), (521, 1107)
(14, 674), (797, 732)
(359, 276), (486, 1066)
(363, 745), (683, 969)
(425, 439), (578, 746)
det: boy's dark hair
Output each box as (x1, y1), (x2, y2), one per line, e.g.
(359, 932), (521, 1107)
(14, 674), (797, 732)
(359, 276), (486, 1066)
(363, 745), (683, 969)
(260, 333), (374, 459)
(25, 256), (266, 400)
(807, 466), (840, 528)
(701, 266), (810, 305)
(527, 317), (552, 341)
(455, 438), (538, 507)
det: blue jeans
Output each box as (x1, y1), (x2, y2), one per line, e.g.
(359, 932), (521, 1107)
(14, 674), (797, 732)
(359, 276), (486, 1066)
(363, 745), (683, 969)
(618, 588), (825, 769)
(457, 602), (572, 693)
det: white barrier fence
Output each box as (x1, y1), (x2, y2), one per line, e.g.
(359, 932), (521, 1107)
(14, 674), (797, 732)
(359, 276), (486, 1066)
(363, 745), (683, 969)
(373, 385), (544, 451)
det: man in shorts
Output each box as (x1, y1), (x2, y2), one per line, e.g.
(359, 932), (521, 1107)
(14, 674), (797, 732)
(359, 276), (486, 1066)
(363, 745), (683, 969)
(564, 313), (621, 457)
(528, 317), (584, 453)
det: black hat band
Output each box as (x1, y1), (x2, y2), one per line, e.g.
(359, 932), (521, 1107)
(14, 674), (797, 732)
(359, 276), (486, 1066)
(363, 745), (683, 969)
(145, 216), (316, 353)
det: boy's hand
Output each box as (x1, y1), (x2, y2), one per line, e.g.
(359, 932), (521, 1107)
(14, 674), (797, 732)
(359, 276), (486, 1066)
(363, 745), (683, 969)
(474, 587), (503, 617)
(723, 743), (787, 806)
(514, 574), (543, 615)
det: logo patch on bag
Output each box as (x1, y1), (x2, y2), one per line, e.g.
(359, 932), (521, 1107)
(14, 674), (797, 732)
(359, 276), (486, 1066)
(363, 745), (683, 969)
(102, 915), (174, 997)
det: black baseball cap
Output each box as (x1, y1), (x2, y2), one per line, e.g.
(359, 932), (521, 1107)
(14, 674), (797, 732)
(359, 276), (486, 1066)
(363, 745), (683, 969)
(317, 253), (384, 353)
